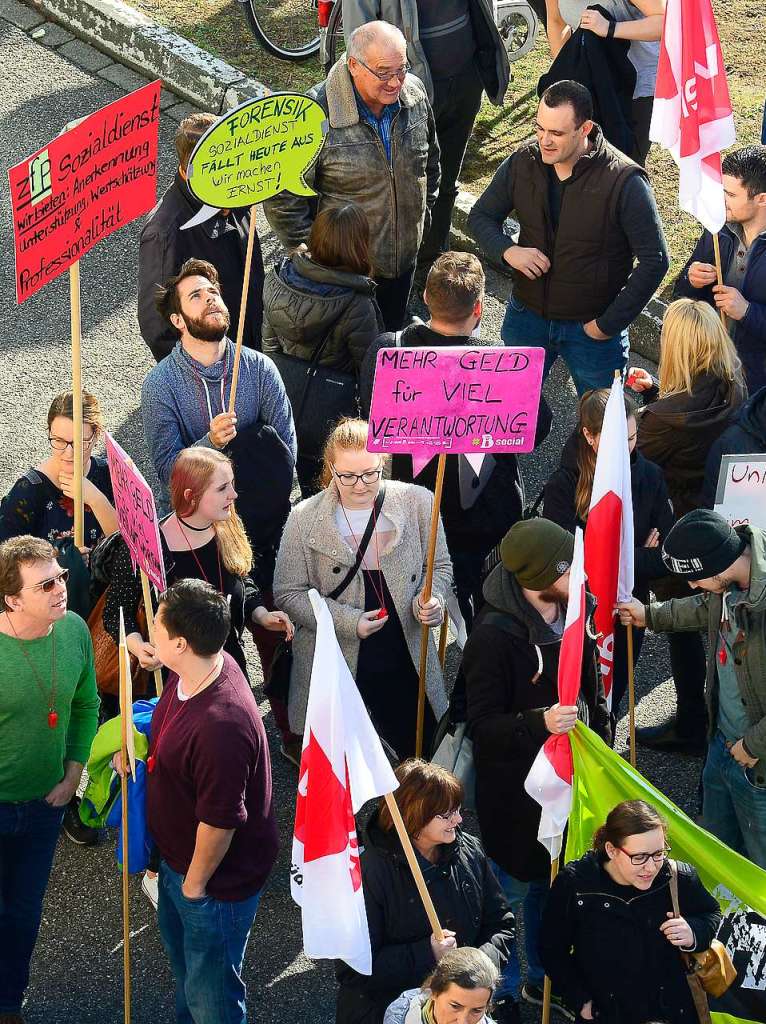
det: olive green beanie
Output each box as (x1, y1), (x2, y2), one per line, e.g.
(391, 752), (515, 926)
(500, 518), (575, 591)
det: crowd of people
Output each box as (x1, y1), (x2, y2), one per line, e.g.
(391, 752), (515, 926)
(1, 6), (765, 1024)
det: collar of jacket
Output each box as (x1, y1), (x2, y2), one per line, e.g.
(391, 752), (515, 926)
(571, 850), (672, 903)
(324, 55), (424, 130)
(305, 481), (412, 563)
(290, 248), (376, 295)
(732, 525), (766, 613)
(173, 337), (234, 380)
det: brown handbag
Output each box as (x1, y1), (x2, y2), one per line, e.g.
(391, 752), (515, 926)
(87, 589), (150, 697)
(669, 859), (737, 1020)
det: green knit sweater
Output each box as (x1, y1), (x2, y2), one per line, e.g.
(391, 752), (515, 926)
(0, 612), (100, 802)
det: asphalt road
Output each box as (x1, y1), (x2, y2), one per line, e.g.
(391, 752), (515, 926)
(0, 18), (706, 1024)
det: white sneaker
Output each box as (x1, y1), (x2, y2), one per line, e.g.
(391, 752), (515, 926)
(141, 871), (159, 910)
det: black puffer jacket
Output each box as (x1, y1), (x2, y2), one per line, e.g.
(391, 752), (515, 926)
(540, 852), (721, 1024)
(463, 566), (611, 882)
(701, 385), (766, 510)
(262, 251), (382, 373)
(335, 815), (514, 1024)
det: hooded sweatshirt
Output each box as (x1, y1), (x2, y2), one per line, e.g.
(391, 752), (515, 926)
(700, 385), (766, 509)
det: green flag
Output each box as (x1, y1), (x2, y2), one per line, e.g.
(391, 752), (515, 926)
(564, 723), (766, 1024)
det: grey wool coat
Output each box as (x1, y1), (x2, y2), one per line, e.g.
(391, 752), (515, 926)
(272, 479), (452, 735)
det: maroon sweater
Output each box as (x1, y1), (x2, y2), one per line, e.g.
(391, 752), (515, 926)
(146, 651), (279, 901)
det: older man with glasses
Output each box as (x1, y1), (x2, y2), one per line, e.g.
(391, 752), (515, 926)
(264, 20), (440, 331)
(0, 535), (99, 1024)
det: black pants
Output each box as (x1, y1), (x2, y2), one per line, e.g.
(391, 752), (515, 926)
(631, 96), (654, 166)
(420, 62), (485, 264)
(667, 629), (708, 736)
(374, 266), (416, 332)
(296, 454), (322, 499)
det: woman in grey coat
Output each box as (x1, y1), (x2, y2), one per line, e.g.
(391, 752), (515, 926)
(273, 417), (452, 758)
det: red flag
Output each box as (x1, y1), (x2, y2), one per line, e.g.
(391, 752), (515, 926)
(524, 529), (586, 859)
(584, 378), (635, 709)
(650, 0), (735, 232)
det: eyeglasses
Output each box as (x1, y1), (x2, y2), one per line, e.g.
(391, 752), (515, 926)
(355, 58), (410, 83)
(49, 434), (96, 452)
(436, 807), (462, 822)
(333, 466), (383, 486)
(616, 845), (671, 866)
(20, 569), (70, 593)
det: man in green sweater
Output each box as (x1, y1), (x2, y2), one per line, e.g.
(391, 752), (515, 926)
(0, 535), (99, 1023)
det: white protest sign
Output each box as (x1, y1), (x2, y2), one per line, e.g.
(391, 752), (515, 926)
(713, 454), (766, 529)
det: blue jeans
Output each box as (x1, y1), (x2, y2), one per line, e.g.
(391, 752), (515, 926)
(702, 730), (766, 869)
(501, 294), (629, 396)
(489, 859), (547, 999)
(0, 798), (64, 1012)
(158, 861), (262, 1024)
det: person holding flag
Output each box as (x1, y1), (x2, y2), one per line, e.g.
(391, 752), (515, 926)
(462, 519), (610, 1016)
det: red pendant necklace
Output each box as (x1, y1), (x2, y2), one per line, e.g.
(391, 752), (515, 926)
(338, 498), (387, 618)
(147, 655), (223, 773)
(5, 614), (58, 727)
(176, 517), (224, 594)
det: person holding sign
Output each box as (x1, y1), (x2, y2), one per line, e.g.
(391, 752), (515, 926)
(273, 418), (452, 759)
(264, 21), (440, 331)
(138, 112), (266, 363)
(701, 384), (766, 512)
(618, 511), (766, 869)
(0, 536), (99, 1022)
(336, 759), (515, 1024)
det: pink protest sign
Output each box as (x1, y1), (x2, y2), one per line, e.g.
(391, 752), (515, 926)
(367, 346), (545, 473)
(105, 433), (166, 592)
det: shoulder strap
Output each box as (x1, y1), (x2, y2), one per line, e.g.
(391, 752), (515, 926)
(328, 484), (386, 601)
(669, 859), (681, 917)
(394, 330), (403, 347)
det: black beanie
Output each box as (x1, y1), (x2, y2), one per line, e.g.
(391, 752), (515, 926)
(500, 518), (574, 590)
(661, 509), (747, 580)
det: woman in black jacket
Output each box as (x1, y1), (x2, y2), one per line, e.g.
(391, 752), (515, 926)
(336, 760), (515, 1024)
(540, 799), (721, 1024)
(543, 388), (674, 717)
(262, 202), (383, 497)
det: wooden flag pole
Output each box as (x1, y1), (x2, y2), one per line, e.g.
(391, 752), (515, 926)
(70, 262), (85, 548)
(438, 618), (449, 670)
(541, 856), (561, 1024)
(712, 232), (727, 328)
(227, 213), (258, 414)
(627, 623), (637, 768)
(118, 611), (133, 1024)
(415, 453), (447, 758)
(140, 569), (164, 697)
(384, 792), (444, 940)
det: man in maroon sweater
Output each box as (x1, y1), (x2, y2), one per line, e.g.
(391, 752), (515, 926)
(144, 579), (278, 1024)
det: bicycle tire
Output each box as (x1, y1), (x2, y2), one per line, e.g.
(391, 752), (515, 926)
(494, 1), (539, 64)
(242, 0), (321, 62)
(324, 0), (344, 72)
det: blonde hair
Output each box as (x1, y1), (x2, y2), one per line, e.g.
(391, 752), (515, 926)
(658, 298), (742, 397)
(169, 448), (253, 577)
(320, 417), (386, 488)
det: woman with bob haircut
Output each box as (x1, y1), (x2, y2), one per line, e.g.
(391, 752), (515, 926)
(626, 298), (746, 756)
(384, 947), (501, 1024)
(540, 799), (721, 1024)
(273, 417), (452, 760)
(336, 760), (515, 1024)
(262, 203), (383, 495)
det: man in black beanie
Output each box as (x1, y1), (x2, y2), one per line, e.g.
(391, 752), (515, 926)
(619, 509), (766, 868)
(458, 518), (610, 1018)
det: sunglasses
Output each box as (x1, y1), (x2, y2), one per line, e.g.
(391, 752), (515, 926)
(20, 569), (70, 593)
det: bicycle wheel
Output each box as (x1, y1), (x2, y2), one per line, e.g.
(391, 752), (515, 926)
(323, 0), (344, 73)
(494, 1), (539, 64)
(243, 0), (321, 62)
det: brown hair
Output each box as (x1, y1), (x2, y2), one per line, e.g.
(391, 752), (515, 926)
(592, 800), (668, 854)
(47, 391), (105, 439)
(574, 389), (637, 521)
(425, 252), (485, 323)
(0, 536), (59, 610)
(308, 204), (372, 276)
(155, 258), (221, 328)
(658, 298), (742, 397)
(320, 417), (386, 488)
(377, 759), (463, 838)
(175, 112), (217, 172)
(169, 448), (253, 577)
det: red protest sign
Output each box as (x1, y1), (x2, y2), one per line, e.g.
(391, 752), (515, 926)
(9, 80), (161, 303)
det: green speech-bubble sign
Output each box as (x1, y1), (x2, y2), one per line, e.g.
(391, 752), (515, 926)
(185, 92), (327, 209)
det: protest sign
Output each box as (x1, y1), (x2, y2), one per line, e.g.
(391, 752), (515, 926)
(9, 80), (161, 303)
(105, 433), (166, 594)
(367, 345), (545, 475)
(713, 454), (766, 530)
(185, 92), (327, 208)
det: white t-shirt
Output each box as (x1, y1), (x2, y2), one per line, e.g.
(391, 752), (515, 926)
(334, 505), (396, 570)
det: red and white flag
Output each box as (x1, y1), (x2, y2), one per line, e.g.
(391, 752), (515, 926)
(650, 0), (735, 233)
(524, 528), (586, 859)
(584, 378), (635, 710)
(291, 589), (398, 975)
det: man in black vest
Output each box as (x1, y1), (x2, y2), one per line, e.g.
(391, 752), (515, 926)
(468, 80), (668, 396)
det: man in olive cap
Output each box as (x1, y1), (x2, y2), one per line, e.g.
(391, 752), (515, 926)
(619, 509), (766, 868)
(459, 518), (610, 1018)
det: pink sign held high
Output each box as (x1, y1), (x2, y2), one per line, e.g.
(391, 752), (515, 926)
(367, 345), (544, 474)
(105, 433), (166, 593)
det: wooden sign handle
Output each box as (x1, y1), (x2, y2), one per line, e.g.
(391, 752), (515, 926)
(70, 262), (85, 548)
(384, 792), (444, 940)
(228, 213), (258, 415)
(140, 569), (164, 697)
